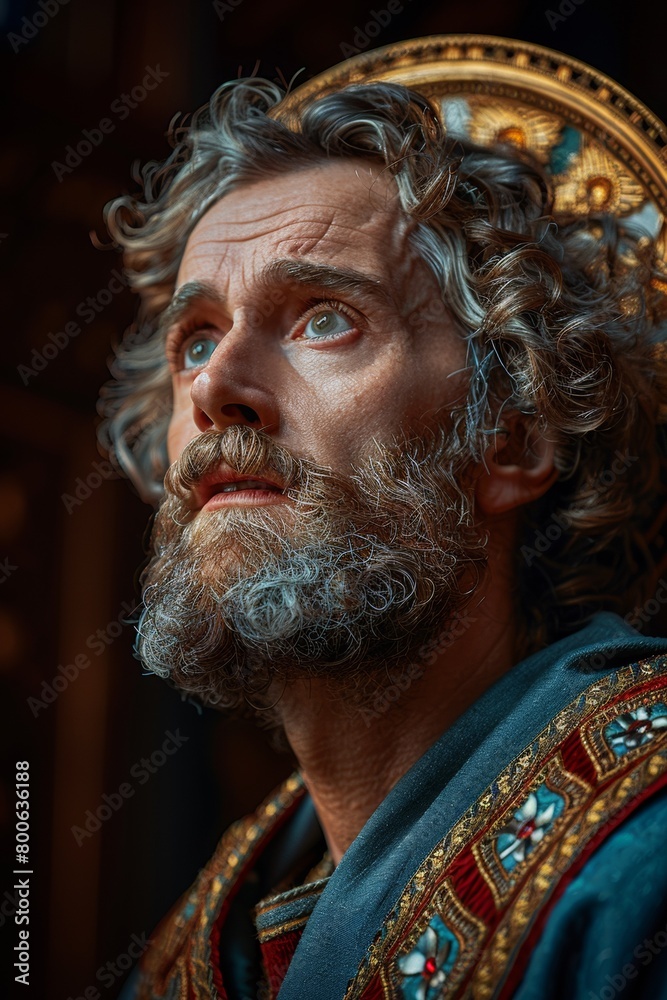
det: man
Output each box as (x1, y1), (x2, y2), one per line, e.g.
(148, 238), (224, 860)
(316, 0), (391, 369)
(100, 36), (667, 999)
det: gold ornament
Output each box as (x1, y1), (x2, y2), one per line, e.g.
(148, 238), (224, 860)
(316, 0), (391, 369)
(553, 141), (645, 217)
(276, 35), (667, 261)
(462, 98), (562, 164)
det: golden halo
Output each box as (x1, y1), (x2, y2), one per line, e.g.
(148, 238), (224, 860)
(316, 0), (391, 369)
(275, 35), (667, 263)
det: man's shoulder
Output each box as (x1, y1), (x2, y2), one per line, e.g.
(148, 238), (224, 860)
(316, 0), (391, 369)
(346, 649), (667, 1000)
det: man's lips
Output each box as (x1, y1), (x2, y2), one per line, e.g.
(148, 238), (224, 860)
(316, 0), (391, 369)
(192, 467), (287, 510)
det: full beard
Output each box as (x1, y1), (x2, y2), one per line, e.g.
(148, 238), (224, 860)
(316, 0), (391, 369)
(136, 424), (486, 719)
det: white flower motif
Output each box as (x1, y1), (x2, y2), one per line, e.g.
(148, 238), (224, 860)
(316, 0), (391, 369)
(607, 705), (667, 753)
(397, 923), (451, 1000)
(497, 792), (557, 867)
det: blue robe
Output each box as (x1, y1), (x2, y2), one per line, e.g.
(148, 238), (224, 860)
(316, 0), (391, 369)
(125, 612), (667, 998)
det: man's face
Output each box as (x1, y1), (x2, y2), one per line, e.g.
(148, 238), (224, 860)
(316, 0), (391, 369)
(137, 159), (484, 715)
(166, 158), (467, 474)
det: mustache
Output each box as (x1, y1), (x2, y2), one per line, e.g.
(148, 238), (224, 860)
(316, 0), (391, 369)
(163, 426), (312, 504)
(136, 419), (486, 719)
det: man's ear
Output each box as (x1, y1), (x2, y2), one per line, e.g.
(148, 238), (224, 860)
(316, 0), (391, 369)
(474, 414), (558, 516)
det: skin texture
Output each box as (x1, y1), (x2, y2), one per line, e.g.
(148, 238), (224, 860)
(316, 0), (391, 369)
(164, 159), (557, 864)
(166, 160), (469, 469)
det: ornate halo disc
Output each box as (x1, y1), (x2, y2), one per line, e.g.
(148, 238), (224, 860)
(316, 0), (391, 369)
(276, 35), (667, 264)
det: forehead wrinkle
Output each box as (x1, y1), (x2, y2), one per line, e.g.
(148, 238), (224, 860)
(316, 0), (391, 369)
(180, 240), (232, 277)
(185, 180), (404, 262)
(183, 214), (340, 263)
(193, 187), (395, 248)
(220, 200), (359, 223)
(193, 199), (380, 245)
(277, 220), (406, 254)
(274, 212), (403, 264)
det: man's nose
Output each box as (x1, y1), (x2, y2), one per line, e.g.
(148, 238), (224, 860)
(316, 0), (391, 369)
(188, 328), (279, 434)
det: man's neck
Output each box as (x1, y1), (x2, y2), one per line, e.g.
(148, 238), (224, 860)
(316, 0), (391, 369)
(275, 557), (519, 865)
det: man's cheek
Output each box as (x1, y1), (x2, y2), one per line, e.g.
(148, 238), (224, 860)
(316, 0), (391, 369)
(167, 397), (197, 464)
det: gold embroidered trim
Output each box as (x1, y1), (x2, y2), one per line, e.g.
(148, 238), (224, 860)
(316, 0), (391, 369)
(470, 745), (667, 998)
(381, 881), (487, 999)
(255, 877), (331, 944)
(257, 911), (319, 944)
(581, 689), (667, 779)
(472, 753), (590, 908)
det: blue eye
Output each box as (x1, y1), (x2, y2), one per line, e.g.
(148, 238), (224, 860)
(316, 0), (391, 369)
(302, 309), (354, 340)
(182, 337), (217, 369)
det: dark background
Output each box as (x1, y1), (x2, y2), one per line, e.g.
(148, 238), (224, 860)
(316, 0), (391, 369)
(0, 0), (665, 996)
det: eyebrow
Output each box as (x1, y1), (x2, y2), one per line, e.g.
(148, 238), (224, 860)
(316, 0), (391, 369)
(258, 258), (391, 305)
(158, 259), (392, 340)
(157, 280), (224, 341)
